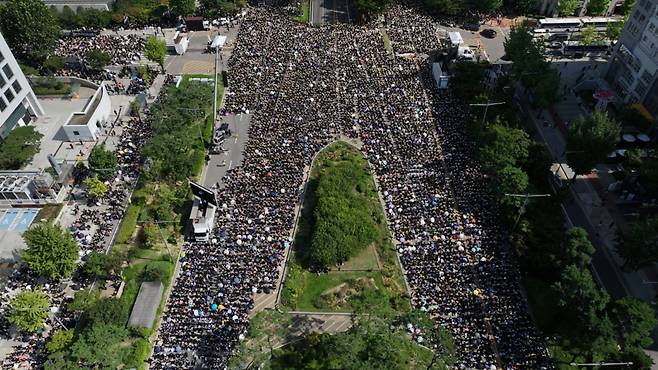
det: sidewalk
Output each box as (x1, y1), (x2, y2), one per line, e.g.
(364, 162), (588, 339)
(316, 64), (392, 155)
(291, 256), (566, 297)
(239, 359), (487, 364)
(518, 87), (657, 304)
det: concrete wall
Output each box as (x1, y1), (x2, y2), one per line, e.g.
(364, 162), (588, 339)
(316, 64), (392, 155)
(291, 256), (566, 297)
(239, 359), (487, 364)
(60, 84), (111, 141)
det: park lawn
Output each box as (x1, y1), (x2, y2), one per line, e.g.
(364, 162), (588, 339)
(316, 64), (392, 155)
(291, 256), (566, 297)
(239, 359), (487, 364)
(294, 0), (310, 23)
(282, 141), (408, 313)
(334, 243), (380, 271)
(295, 269), (386, 312)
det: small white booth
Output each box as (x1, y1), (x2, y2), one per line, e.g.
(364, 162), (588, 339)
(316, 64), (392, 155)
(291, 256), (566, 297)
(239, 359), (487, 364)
(59, 83), (111, 142)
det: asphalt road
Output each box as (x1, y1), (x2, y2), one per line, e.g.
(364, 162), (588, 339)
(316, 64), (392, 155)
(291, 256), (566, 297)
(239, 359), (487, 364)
(201, 113), (251, 189)
(311, 0), (354, 26)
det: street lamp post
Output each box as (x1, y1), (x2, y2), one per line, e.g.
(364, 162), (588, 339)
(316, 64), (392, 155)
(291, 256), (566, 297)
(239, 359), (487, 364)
(570, 362), (633, 367)
(469, 99), (506, 127)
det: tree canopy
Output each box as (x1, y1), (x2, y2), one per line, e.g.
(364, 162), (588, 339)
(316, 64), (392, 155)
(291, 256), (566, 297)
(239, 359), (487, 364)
(88, 144), (117, 180)
(21, 223), (79, 280)
(559, 0), (579, 16)
(555, 227), (595, 269)
(269, 314), (454, 370)
(144, 36), (167, 70)
(83, 176), (108, 199)
(0, 0), (61, 61)
(6, 289), (50, 332)
(504, 22), (561, 107)
(309, 147), (380, 267)
(566, 111), (621, 177)
(0, 126), (43, 170)
(588, 0), (610, 15)
(85, 49), (112, 70)
(616, 217), (658, 271)
(478, 122), (531, 173)
(170, 0), (196, 16)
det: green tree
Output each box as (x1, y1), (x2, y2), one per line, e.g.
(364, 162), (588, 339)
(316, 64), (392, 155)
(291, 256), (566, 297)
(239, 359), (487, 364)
(559, 0), (579, 15)
(83, 251), (108, 277)
(477, 0), (502, 12)
(422, 0), (466, 15)
(141, 223), (160, 249)
(492, 165), (529, 209)
(588, 0), (610, 15)
(565, 111), (621, 178)
(46, 329), (74, 353)
(0, 0), (61, 60)
(555, 227), (595, 269)
(580, 25), (600, 45)
(44, 350), (79, 370)
(85, 49), (111, 70)
(70, 322), (129, 369)
(504, 22), (547, 88)
(608, 297), (657, 349)
(88, 144), (117, 180)
(514, 0), (539, 14)
(66, 287), (100, 313)
(605, 20), (624, 40)
(618, 346), (654, 370)
(83, 176), (108, 199)
(533, 69), (560, 108)
(353, 0), (389, 17)
(552, 264), (610, 323)
(57, 5), (78, 28)
(42, 56), (64, 74)
(6, 289), (50, 332)
(619, 0), (636, 15)
(616, 217), (658, 271)
(478, 123), (531, 173)
(21, 223), (79, 279)
(170, 0), (196, 16)
(144, 35), (167, 71)
(0, 126), (43, 170)
(640, 157), (658, 194)
(450, 62), (485, 99)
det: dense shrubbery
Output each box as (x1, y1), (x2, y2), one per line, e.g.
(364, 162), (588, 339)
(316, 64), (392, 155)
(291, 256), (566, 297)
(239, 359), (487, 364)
(307, 144), (381, 267)
(143, 82), (212, 182)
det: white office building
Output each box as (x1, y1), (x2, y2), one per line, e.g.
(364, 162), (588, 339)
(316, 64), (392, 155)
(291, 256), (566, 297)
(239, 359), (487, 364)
(606, 0), (658, 119)
(0, 32), (44, 139)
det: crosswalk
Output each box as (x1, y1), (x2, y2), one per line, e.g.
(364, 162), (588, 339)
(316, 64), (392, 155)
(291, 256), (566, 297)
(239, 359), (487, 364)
(182, 61), (213, 74)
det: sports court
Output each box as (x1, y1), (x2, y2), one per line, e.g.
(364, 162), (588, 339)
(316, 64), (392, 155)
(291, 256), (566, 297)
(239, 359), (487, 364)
(0, 208), (40, 232)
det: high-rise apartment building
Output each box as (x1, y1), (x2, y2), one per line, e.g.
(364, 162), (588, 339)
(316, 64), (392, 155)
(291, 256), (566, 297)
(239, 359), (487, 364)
(606, 0), (658, 118)
(0, 32), (45, 139)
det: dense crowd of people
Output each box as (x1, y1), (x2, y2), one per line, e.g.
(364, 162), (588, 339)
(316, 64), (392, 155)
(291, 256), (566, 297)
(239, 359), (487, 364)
(152, 5), (551, 370)
(0, 114), (151, 370)
(55, 34), (146, 66)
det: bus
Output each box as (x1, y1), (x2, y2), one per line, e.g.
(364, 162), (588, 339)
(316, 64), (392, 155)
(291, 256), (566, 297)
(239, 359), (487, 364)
(581, 16), (622, 31)
(538, 17), (583, 31)
(561, 40), (612, 56)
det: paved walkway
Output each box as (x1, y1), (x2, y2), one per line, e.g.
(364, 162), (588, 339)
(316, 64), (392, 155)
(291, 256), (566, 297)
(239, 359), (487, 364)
(516, 67), (658, 360)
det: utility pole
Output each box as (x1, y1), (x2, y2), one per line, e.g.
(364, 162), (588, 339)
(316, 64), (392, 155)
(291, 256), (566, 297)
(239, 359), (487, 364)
(504, 193), (552, 232)
(213, 33), (221, 126)
(469, 99), (506, 127)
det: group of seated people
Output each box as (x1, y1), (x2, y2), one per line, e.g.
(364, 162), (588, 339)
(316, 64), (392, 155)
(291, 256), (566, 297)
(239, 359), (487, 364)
(0, 113), (153, 370)
(151, 5), (551, 370)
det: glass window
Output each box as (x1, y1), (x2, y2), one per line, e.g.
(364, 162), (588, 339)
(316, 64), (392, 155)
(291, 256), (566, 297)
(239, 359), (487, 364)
(0, 51), (3, 63)
(0, 72), (5, 88)
(2, 64), (13, 80)
(0, 96), (5, 112)
(4, 88), (14, 103)
(11, 80), (21, 94)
